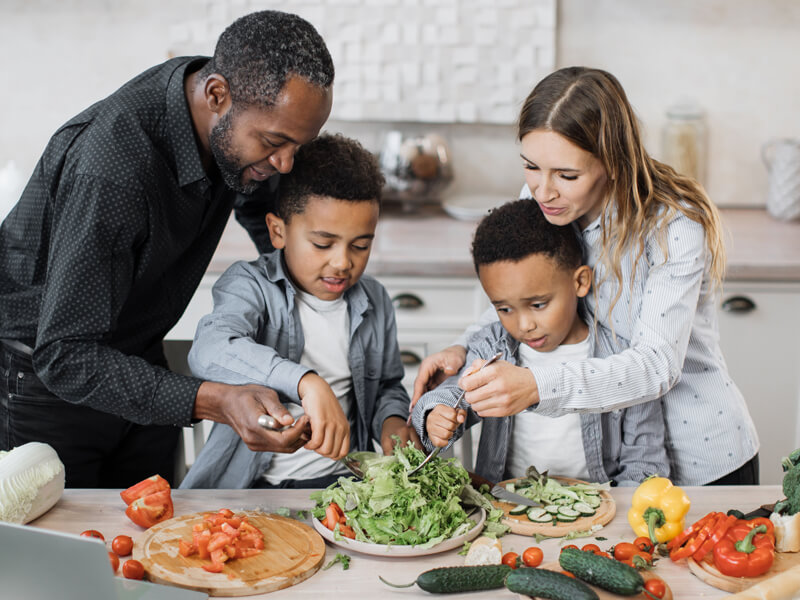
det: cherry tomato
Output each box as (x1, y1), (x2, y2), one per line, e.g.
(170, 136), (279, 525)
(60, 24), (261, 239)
(122, 559), (145, 580)
(581, 543), (601, 554)
(614, 542), (640, 561)
(594, 551), (612, 558)
(522, 547), (543, 568)
(80, 530), (105, 541)
(108, 551), (120, 573)
(561, 544), (579, 552)
(634, 536), (655, 553)
(644, 577), (666, 599)
(112, 535), (134, 556)
(562, 570), (576, 578)
(502, 552), (519, 569)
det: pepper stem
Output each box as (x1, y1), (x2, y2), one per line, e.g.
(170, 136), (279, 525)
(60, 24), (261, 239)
(643, 507), (666, 545)
(734, 524), (767, 554)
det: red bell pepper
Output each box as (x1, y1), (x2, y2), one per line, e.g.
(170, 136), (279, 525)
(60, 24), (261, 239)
(712, 523), (775, 578)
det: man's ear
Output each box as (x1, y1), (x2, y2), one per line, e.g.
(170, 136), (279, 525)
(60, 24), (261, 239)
(265, 213), (287, 249)
(204, 74), (231, 114)
(574, 265), (593, 298)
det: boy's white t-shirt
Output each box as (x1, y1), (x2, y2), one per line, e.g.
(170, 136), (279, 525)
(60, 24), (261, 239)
(505, 335), (591, 480)
(263, 290), (352, 484)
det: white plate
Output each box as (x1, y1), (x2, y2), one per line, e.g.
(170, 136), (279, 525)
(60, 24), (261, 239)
(442, 194), (509, 221)
(311, 507), (486, 557)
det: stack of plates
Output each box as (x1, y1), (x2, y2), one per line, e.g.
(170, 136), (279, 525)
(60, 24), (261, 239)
(442, 194), (510, 221)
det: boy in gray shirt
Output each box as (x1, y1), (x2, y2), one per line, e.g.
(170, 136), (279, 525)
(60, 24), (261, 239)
(412, 199), (668, 486)
(182, 134), (418, 489)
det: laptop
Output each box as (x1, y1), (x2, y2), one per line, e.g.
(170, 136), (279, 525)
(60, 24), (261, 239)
(0, 521), (207, 600)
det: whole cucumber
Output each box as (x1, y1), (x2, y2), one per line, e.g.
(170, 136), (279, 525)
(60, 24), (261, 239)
(505, 567), (599, 600)
(559, 547), (645, 595)
(380, 564), (512, 593)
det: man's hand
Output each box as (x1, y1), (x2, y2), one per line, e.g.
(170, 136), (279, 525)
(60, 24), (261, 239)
(410, 345), (467, 411)
(194, 381), (310, 453)
(298, 373), (350, 460)
(460, 361), (540, 417)
(425, 404), (467, 448)
(380, 416), (422, 454)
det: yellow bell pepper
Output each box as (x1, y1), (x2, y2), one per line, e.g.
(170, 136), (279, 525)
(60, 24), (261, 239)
(627, 476), (691, 544)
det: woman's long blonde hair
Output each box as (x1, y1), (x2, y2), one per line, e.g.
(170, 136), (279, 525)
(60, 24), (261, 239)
(518, 67), (726, 318)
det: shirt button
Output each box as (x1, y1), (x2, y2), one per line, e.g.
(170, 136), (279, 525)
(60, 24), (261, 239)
(17, 372), (24, 379)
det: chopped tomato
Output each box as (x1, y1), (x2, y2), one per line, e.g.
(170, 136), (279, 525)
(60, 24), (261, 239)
(80, 529), (105, 541)
(125, 489), (174, 528)
(122, 559), (145, 580)
(178, 510), (265, 572)
(179, 539), (196, 557)
(120, 475), (170, 505)
(111, 535), (134, 557)
(202, 561), (225, 573)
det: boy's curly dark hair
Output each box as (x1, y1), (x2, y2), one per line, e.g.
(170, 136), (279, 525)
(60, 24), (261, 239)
(198, 10), (334, 107)
(277, 133), (385, 221)
(472, 199), (584, 273)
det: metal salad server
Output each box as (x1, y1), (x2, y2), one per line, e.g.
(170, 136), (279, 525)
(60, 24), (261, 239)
(407, 351), (503, 476)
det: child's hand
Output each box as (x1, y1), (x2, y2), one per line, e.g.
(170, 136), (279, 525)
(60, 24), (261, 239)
(425, 404), (467, 448)
(298, 373), (350, 460)
(380, 416), (422, 454)
(461, 362), (539, 417)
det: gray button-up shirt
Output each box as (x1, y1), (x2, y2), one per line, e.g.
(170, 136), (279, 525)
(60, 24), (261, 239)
(180, 249), (410, 488)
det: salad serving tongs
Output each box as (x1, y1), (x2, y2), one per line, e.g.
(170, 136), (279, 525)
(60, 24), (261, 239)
(407, 351), (503, 476)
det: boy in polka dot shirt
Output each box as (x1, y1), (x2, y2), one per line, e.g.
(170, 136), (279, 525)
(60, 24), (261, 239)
(411, 199), (669, 486)
(181, 134), (419, 489)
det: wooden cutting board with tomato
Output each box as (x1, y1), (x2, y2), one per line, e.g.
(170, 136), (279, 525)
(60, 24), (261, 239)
(133, 510), (325, 597)
(531, 562), (673, 600)
(493, 477), (616, 537)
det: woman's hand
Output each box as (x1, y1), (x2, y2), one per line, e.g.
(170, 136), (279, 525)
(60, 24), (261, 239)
(410, 345), (467, 410)
(460, 361), (540, 417)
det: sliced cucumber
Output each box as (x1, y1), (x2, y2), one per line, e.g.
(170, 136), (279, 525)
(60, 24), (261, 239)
(585, 495), (602, 508)
(581, 489), (600, 496)
(505, 483), (516, 493)
(509, 504), (528, 516)
(544, 504), (561, 515)
(573, 502), (596, 516)
(554, 497), (573, 505)
(556, 513), (578, 522)
(557, 506), (580, 519)
(526, 507), (553, 523)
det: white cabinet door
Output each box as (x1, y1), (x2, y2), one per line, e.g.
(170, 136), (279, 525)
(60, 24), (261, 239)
(717, 282), (800, 484)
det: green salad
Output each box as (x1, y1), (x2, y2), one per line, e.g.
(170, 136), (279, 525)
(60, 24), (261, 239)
(310, 442), (475, 548)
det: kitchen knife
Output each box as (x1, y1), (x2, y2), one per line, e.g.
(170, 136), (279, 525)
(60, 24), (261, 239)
(490, 485), (542, 507)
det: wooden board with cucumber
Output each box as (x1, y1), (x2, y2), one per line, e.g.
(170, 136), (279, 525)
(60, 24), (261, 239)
(493, 474), (616, 537)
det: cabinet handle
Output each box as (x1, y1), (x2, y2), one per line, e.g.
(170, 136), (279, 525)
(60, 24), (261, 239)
(721, 295), (757, 313)
(392, 293), (424, 310)
(400, 350), (423, 366)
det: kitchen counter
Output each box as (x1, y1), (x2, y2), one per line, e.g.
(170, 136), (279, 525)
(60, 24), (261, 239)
(32, 486), (785, 599)
(209, 206), (800, 282)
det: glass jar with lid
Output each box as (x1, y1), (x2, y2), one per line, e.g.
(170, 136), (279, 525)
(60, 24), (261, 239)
(661, 103), (707, 186)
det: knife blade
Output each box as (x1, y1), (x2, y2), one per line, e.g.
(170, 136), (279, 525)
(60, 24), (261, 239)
(490, 485), (542, 507)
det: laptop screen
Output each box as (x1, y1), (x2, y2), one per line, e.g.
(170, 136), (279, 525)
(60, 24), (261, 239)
(0, 522), (206, 600)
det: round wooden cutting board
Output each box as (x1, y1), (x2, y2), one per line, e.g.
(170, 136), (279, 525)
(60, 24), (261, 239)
(528, 562), (673, 600)
(687, 551), (800, 593)
(493, 477), (616, 537)
(133, 510), (325, 597)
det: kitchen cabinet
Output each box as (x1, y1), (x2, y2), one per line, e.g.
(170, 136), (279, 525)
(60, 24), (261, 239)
(717, 281), (800, 485)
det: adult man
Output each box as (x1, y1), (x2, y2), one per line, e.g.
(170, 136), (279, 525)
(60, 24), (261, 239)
(0, 11), (337, 488)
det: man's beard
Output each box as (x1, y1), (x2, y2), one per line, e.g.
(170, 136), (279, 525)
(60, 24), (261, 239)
(208, 108), (263, 195)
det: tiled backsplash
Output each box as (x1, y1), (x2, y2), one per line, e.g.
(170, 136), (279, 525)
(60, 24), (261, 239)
(168, 0), (556, 124)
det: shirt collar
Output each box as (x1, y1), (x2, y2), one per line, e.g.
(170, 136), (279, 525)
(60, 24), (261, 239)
(165, 57), (211, 188)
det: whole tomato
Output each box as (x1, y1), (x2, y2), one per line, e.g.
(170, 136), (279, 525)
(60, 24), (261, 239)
(581, 543), (601, 554)
(634, 536), (655, 553)
(614, 542), (640, 561)
(522, 547), (543, 567)
(644, 578), (666, 599)
(108, 551), (120, 573)
(501, 552), (519, 569)
(122, 559), (145, 580)
(111, 535), (134, 557)
(80, 529), (105, 541)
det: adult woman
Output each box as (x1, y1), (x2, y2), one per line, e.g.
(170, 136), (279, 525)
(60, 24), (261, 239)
(412, 67), (758, 485)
